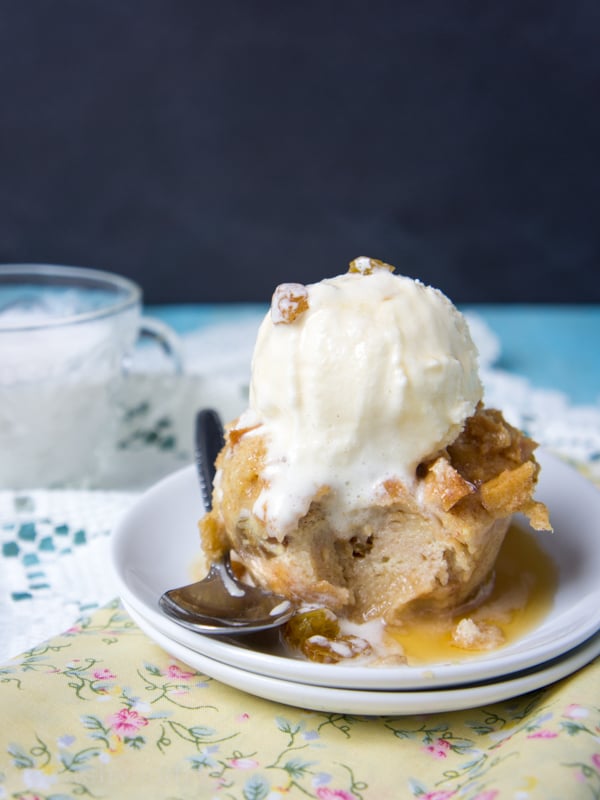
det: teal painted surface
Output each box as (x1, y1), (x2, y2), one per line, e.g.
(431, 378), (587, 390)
(466, 305), (600, 405)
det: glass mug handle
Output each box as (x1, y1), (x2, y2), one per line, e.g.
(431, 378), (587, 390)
(130, 315), (184, 373)
(110, 315), (184, 489)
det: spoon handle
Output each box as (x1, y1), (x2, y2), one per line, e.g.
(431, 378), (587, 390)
(195, 409), (225, 512)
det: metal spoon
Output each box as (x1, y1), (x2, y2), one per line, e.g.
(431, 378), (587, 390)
(159, 408), (295, 634)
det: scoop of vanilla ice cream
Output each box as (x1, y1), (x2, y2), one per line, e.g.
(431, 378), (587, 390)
(246, 261), (482, 536)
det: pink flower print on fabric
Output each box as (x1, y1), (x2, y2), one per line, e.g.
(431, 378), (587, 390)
(526, 729), (558, 739)
(229, 757), (260, 769)
(65, 625), (83, 635)
(315, 788), (357, 800)
(592, 753), (600, 770)
(93, 668), (116, 681)
(418, 792), (456, 800)
(472, 791), (499, 800)
(423, 738), (452, 759)
(107, 708), (149, 735)
(164, 664), (196, 680)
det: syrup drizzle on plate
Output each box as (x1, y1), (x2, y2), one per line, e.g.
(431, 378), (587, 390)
(388, 524), (558, 665)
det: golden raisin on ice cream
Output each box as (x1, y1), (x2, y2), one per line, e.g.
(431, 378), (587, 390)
(348, 256), (395, 275)
(271, 282), (309, 324)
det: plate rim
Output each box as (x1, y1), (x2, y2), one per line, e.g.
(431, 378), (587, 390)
(124, 598), (600, 715)
(111, 448), (600, 691)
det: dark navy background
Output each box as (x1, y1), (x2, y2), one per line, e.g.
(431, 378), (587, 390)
(1, 1), (598, 304)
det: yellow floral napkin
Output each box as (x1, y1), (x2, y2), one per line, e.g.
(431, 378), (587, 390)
(1, 599), (599, 800)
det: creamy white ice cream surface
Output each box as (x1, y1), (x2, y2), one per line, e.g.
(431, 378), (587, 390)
(232, 258), (482, 537)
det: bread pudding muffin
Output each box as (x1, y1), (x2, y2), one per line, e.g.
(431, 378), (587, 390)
(199, 258), (551, 657)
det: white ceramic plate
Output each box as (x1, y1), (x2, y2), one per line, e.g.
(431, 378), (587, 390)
(111, 449), (600, 691)
(125, 599), (600, 715)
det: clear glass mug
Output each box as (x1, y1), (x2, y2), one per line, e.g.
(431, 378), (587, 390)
(0, 264), (183, 489)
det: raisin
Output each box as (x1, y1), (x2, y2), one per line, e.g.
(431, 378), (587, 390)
(271, 283), (309, 324)
(282, 608), (339, 650)
(348, 256), (395, 275)
(282, 608), (373, 663)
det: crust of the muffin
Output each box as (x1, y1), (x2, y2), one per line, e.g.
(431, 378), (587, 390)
(199, 405), (551, 624)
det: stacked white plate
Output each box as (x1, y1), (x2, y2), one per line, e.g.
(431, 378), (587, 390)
(111, 451), (600, 715)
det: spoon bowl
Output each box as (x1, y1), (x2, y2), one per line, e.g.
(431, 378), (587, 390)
(159, 553), (295, 634)
(159, 408), (296, 634)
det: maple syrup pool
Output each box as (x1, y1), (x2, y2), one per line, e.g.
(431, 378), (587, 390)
(387, 524), (558, 665)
